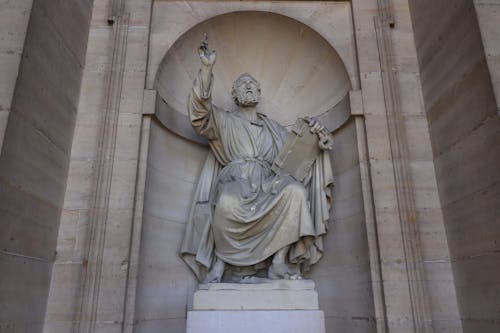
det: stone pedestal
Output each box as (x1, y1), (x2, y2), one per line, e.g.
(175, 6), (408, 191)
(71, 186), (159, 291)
(187, 280), (326, 333)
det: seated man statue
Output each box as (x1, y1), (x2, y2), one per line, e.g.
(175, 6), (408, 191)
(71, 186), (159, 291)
(180, 37), (334, 283)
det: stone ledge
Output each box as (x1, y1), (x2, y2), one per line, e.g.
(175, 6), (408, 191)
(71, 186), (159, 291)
(193, 280), (319, 310)
(187, 310), (326, 333)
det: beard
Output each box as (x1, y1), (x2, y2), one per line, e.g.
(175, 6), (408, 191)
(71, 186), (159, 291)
(237, 89), (260, 106)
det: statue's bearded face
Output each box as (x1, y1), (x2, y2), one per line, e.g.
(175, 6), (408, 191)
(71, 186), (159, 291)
(232, 74), (261, 107)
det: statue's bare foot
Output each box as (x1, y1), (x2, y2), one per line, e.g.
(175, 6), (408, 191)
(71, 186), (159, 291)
(268, 263), (290, 280)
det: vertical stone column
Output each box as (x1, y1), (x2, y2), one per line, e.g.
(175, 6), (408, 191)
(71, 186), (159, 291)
(43, 0), (153, 331)
(474, 0), (500, 113)
(0, 0), (33, 151)
(374, 13), (433, 333)
(122, 90), (155, 333)
(75, 3), (130, 332)
(351, 90), (388, 333)
(352, 0), (463, 332)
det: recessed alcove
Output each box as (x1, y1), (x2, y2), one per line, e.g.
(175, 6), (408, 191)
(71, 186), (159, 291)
(154, 11), (352, 127)
(135, 11), (375, 333)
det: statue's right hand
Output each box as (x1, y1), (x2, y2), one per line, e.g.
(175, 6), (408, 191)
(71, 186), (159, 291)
(199, 35), (216, 67)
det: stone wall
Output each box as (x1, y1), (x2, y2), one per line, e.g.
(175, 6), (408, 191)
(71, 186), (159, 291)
(135, 121), (207, 333)
(310, 118), (376, 332)
(43, 0), (152, 331)
(474, 0), (500, 111)
(0, 0), (33, 150)
(409, 1), (500, 332)
(0, 0), (93, 332)
(0, 1), (492, 333)
(352, 0), (463, 331)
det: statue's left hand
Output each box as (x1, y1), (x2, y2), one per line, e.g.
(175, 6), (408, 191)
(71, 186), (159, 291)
(318, 132), (334, 150)
(306, 117), (333, 150)
(307, 117), (324, 134)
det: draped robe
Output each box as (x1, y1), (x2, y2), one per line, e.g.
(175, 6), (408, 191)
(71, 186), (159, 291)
(180, 71), (334, 281)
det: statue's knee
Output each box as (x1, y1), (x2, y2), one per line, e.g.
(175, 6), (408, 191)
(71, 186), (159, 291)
(215, 191), (237, 215)
(286, 182), (308, 200)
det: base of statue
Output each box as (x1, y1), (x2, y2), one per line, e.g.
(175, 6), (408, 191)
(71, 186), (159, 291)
(186, 280), (326, 333)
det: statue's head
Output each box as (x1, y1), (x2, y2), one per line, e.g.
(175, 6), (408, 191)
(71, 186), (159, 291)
(231, 73), (261, 107)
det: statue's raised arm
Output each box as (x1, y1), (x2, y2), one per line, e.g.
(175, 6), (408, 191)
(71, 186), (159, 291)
(198, 33), (216, 97)
(188, 34), (219, 140)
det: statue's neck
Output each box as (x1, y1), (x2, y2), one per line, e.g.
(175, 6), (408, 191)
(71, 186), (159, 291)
(239, 106), (258, 122)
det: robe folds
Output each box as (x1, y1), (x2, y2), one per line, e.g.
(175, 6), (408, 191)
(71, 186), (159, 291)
(180, 71), (334, 281)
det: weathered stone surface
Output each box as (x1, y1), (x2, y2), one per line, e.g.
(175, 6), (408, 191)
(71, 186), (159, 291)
(187, 310), (325, 333)
(1, 1), (497, 333)
(0, 0), (92, 331)
(194, 280), (319, 310)
(410, 0), (500, 331)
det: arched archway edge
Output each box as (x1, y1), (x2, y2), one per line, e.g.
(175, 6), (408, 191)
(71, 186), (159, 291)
(147, 1), (359, 91)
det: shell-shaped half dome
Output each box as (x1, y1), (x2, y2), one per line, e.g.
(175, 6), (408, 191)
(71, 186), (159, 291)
(155, 11), (351, 126)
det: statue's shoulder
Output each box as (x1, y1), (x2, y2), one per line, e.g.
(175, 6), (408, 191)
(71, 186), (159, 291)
(258, 112), (283, 128)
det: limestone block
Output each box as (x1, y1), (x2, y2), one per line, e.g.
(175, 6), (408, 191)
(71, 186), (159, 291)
(363, 114), (393, 160)
(358, 74), (386, 116)
(331, 121), (360, 174)
(127, 0), (152, 28)
(61, 159), (95, 210)
(187, 310), (325, 333)
(84, 27), (113, 73)
(474, 0), (500, 108)
(367, 160), (399, 210)
(0, 252), (51, 331)
(423, 262), (462, 319)
(107, 163), (142, 211)
(331, 167), (365, 220)
(133, 317), (186, 333)
(0, 0), (33, 52)
(320, 213), (370, 268)
(0, 53), (22, 108)
(36, 0), (92, 65)
(418, 11), (485, 108)
(434, 116), (500, 204)
(44, 262), (82, 322)
(443, 181), (500, 260)
(409, 160), (443, 209)
(21, 5), (84, 105)
(396, 72), (425, 116)
(311, 265), (374, 319)
(0, 110), (9, 148)
(427, 61), (497, 155)
(193, 280), (319, 311)
(403, 115), (435, 161)
(142, 90), (156, 115)
(416, 208), (451, 261)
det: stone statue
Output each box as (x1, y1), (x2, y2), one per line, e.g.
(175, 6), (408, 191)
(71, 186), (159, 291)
(180, 35), (334, 283)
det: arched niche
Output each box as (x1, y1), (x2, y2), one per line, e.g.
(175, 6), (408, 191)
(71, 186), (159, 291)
(135, 10), (375, 333)
(155, 11), (351, 127)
